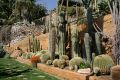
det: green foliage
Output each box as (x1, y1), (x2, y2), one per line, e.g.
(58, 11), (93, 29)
(46, 60), (53, 65)
(93, 54), (115, 74)
(69, 57), (84, 70)
(98, 0), (110, 15)
(40, 53), (50, 63)
(0, 0), (47, 25)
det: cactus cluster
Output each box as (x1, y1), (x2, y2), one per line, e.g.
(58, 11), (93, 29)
(52, 59), (66, 69)
(28, 34), (40, 53)
(21, 52), (33, 59)
(93, 54), (114, 74)
(60, 55), (69, 60)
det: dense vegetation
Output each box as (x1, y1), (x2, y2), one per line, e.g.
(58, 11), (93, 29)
(0, 0), (47, 25)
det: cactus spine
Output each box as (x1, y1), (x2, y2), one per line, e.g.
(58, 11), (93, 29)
(71, 24), (79, 57)
(84, 33), (91, 63)
(95, 32), (101, 55)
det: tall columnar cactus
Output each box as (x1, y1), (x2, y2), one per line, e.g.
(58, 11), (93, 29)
(28, 35), (40, 53)
(84, 33), (91, 63)
(48, 12), (56, 60)
(93, 54), (115, 74)
(58, 12), (66, 56)
(95, 32), (101, 55)
(71, 24), (79, 57)
(28, 37), (32, 52)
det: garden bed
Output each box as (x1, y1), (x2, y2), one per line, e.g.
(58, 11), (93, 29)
(16, 57), (112, 80)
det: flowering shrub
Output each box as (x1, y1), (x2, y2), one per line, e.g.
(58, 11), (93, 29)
(30, 56), (40, 63)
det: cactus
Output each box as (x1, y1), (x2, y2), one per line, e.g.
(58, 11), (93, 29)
(111, 65), (120, 80)
(71, 24), (79, 57)
(53, 59), (59, 67)
(95, 32), (101, 55)
(40, 53), (50, 63)
(28, 35), (41, 53)
(93, 54), (115, 74)
(48, 12), (56, 60)
(57, 59), (66, 69)
(46, 60), (53, 65)
(84, 33), (91, 63)
(58, 12), (66, 56)
(69, 57), (84, 70)
(60, 55), (69, 60)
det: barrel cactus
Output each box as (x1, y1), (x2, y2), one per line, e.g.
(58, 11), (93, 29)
(40, 53), (50, 63)
(53, 59), (59, 67)
(46, 60), (53, 65)
(60, 55), (69, 60)
(93, 54), (114, 74)
(57, 59), (66, 69)
(69, 57), (84, 70)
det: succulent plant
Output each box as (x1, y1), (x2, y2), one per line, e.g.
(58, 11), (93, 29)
(53, 59), (59, 67)
(69, 57), (84, 70)
(40, 53), (50, 63)
(84, 33), (91, 63)
(60, 55), (69, 60)
(21, 53), (27, 59)
(93, 54), (115, 74)
(46, 60), (53, 65)
(111, 65), (120, 80)
(57, 59), (66, 69)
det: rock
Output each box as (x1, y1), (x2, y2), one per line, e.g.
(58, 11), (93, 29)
(77, 68), (91, 74)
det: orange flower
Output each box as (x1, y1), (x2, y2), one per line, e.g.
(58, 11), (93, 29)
(30, 56), (39, 62)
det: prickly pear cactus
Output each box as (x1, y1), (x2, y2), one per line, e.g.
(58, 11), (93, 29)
(93, 54), (114, 74)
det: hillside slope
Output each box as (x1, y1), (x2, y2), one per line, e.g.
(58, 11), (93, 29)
(5, 14), (114, 54)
